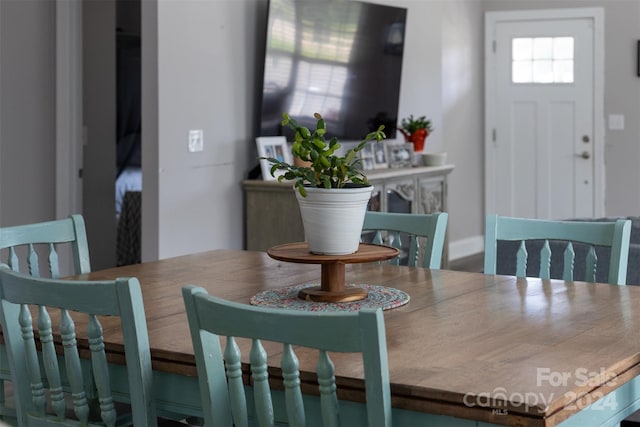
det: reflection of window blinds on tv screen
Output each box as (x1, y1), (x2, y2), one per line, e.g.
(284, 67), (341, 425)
(259, 0), (407, 141)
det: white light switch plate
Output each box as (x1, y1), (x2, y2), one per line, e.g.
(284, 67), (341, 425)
(188, 129), (204, 152)
(608, 114), (625, 130)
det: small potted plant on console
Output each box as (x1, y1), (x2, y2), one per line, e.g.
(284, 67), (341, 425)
(398, 114), (433, 152)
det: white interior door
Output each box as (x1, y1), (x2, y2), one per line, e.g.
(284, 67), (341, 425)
(485, 8), (604, 220)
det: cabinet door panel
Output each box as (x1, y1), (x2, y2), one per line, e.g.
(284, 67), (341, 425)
(385, 179), (414, 213)
(418, 178), (444, 213)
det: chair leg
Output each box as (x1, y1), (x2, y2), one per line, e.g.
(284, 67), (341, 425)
(0, 379), (5, 418)
(0, 378), (17, 420)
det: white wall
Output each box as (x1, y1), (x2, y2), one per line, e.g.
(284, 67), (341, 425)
(142, 0), (447, 260)
(143, 0), (263, 260)
(0, 1), (56, 226)
(393, 1), (445, 153)
(442, 0), (486, 258)
(596, 1), (640, 215)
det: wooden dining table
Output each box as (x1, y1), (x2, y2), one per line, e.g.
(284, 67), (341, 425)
(73, 248), (640, 427)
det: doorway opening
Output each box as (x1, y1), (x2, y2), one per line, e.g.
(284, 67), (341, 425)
(115, 0), (142, 266)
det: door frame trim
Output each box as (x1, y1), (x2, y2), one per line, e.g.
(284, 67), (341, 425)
(55, 0), (83, 219)
(484, 7), (605, 218)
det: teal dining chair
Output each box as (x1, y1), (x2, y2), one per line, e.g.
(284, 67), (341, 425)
(0, 214), (90, 278)
(484, 214), (632, 285)
(0, 265), (157, 426)
(362, 211), (448, 268)
(182, 285), (392, 427)
(0, 214), (91, 418)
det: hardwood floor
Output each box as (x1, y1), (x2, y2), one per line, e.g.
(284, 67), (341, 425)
(0, 382), (198, 426)
(448, 252), (484, 273)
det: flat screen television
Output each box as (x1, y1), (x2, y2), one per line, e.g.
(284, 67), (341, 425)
(258, 0), (407, 142)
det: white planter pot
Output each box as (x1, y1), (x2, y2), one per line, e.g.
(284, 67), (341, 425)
(295, 185), (373, 255)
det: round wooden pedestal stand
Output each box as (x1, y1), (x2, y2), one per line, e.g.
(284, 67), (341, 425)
(267, 242), (400, 303)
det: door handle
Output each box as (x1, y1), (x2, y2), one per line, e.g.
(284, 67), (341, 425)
(578, 151), (591, 159)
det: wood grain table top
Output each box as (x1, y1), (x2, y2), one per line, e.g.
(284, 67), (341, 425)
(74, 249), (640, 427)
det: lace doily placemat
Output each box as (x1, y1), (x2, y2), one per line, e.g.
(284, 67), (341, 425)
(250, 284), (410, 312)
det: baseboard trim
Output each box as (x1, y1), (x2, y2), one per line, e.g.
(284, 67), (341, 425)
(449, 235), (484, 261)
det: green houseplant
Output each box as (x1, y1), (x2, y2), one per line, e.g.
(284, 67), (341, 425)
(398, 114), (433, 152)
(264, 112), (386, 255)
(266, 112), (386, 197)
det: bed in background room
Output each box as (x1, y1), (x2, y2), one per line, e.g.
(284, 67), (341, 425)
(115, 29), (142, 266)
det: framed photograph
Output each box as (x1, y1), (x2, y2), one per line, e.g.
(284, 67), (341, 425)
(358, 144), (376, 171)
(372, 142), (388, 169)
(387, 143), (414, 169)
(256, 136), (293, 181)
